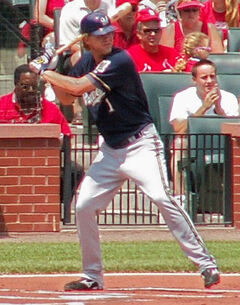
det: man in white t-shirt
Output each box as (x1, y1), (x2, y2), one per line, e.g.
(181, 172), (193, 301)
(169, 59), (239, 205)
(169, 59), (239, 133)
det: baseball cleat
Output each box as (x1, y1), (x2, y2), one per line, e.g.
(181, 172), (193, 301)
(201, 268), (220, 288)
(64, 278), (103, 291)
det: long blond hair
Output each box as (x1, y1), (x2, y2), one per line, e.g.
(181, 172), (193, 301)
(173, 32), (209, 72)
(225, 0), (239, 27)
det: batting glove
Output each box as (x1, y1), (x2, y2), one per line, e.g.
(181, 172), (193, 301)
(29, 47), (59, 75)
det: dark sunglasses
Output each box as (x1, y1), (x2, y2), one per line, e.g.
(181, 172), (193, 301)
(182, 8), (199, 12)
(18, 83), (38, 91)
(142, 28), (161, 35)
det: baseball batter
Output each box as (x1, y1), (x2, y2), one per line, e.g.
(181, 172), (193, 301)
(29, 11), (220, 291)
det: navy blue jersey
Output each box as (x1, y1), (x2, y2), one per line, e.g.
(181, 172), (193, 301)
(69, 47), (153, 147)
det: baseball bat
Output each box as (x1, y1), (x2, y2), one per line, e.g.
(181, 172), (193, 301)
(56, 2), (132, 55)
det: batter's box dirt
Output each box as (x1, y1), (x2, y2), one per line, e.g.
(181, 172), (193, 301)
(0, 273), (239, 305)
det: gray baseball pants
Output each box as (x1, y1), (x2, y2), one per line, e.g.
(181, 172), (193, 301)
(75, 123), (218, 288)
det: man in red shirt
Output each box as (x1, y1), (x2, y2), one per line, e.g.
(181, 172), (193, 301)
(0, 64), (71, 137)
(127, 8), (180, 72)
(0, 64), (83, 213)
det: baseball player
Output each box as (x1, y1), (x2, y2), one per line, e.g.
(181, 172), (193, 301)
(29, 11), (220, 291)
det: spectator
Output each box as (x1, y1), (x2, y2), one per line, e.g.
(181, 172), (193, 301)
(0, 64), (71, 138)
(17, 0), (69, 59)
(169, 59), (239, 204)
(113, 0), (140, 49)
(200, 0), (240, 45)
(127, 8), (180, 72)
(160, 0), (224, 53)
(172, 31), (211, 72)
(0, 64), (84, 207)
(35, 0), (69, 34)
(170, 59), (239, 126)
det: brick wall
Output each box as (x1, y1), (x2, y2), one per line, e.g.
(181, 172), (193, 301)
(222, 123), (240, 229)
(0, 124), (61, 232)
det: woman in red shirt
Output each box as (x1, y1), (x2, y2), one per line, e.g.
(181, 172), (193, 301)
(160, 0), (224, 53)
(200, 0), (240, 41)
(35, 0), (69, 34)
(18, 0), (69, 57)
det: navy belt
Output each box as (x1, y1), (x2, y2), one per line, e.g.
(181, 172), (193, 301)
(111, 130), (144, 149)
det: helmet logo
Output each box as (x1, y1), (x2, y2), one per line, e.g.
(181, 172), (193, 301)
(99, 16), (109, 26)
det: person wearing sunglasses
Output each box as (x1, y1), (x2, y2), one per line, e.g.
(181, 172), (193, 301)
(112, 0), (140, 49)
(173, 31), (211, 72)
(160, 0), (224, 53)
(0, 64), (71, 136)
(127, 8), (180, 72)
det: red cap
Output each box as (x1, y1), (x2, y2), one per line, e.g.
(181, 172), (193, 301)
(177, 0), (204, 10)
(136, 8), (161, 23)
(116, 0), (139, 7)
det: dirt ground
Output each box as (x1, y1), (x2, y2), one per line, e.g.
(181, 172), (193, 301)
(0, 226), (240, 243)
(0, 227), (239, 305)
(0, 273), (239, 305)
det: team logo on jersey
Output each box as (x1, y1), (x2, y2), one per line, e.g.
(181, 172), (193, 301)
(83, 88), (115, 113)
(83, 88), (105, 107)
(94, 60), (111, 74)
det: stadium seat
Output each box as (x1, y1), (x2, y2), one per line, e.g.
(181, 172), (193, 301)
(140, 72), (240, 221)
(208, 52), (240, 74)
(140, 72), (192, 133)
(140, 72), (192, 182)
(218, 74), (240, 98)
(186, 116), (240, 218)
(227, 27), (240, 52)
(158, 96), (174, 135)
(140, 72), (192, 97)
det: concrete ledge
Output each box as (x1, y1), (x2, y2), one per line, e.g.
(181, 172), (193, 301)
(0, 124), (61, 138)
